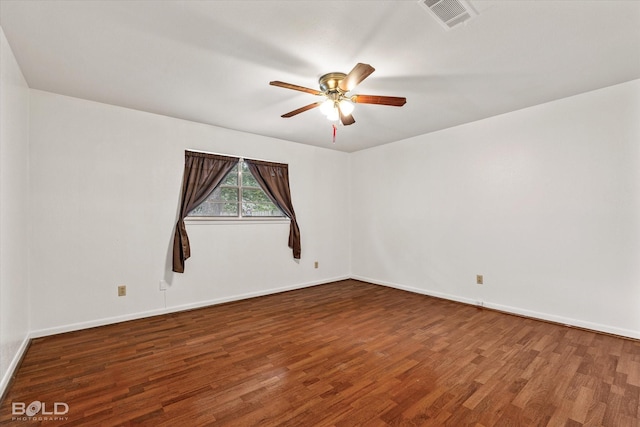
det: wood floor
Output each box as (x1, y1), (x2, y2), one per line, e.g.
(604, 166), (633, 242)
(1, 280), (639, 426)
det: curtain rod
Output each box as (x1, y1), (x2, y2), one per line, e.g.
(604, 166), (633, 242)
(185, 149), (281, 164)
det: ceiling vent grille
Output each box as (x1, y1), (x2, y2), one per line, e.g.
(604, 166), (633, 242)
(418, 0), (477, 30)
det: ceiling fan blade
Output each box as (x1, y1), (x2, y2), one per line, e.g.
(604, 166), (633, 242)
(352, 94), (407, 107)
(338, 105), (355, 126)
(270, 81), (322, 96)
(281, 102), (323, 118)
(339, 63), (375, 92)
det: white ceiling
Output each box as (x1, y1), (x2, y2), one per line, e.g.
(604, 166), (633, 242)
(1, 0), (639, 152)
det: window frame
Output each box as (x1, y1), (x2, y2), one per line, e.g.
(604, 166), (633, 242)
(185, 157), (289, 223)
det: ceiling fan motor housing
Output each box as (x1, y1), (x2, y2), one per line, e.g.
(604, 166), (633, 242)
(319, 72), (347, 93)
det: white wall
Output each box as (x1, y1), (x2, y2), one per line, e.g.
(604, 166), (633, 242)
(351, 80), (640, 339)
(28, 90), (351, 336)
(0, 28), (30, 392)
(25, 80), (640, 340)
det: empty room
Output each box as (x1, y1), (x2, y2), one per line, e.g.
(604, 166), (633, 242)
(1, 1), (639, 425)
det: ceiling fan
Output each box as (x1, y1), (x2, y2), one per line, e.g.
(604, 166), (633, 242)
(270, 63), (406, 126)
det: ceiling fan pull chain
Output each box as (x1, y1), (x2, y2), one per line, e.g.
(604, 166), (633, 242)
(332, 124), (337, 144)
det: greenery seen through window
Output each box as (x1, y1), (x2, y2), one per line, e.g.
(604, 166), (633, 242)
(188, 161), (284, 218)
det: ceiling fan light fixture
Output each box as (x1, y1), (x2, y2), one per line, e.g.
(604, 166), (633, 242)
(320, 99), (335, 116)
(326, 107), (340, 122)
(339, 99), (354, 116)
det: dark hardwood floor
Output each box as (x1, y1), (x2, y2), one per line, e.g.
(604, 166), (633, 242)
(1, 279), (639, 426)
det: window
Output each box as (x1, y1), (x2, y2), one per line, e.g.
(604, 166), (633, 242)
(187, 159), (284, 218)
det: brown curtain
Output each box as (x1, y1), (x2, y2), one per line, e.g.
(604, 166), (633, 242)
(172, 151), (236, 273)
(245, 159), (301, 259)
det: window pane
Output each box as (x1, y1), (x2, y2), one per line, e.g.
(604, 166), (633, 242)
(196, 187), (238, 203)
(188, 187), (238, 216)
(219, 187), (238, 202)
(242, 188), (284, 217)
(221, 165), (238, 186)
(186, 159), (286, 219)
(241, 162), (259, 187)
(189, 202), (238, 217)
(217, 202), (239, 216)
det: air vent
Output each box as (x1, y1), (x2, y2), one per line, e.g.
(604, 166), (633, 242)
(418, 0), (477, 30)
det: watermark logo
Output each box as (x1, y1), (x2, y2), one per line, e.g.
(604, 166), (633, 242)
(12, 401), (69, 422)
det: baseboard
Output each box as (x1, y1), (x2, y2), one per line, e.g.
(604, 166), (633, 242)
(352, 275), (479, 307)
(160, 275), (350, 315)
(351, 275), (640, 340)
(29, 275), (350, 338)
(0, 335), (30, 402)
(26, 273), (640, 341)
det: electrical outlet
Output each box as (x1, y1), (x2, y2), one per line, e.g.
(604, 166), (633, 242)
(476, 275), (483, 285)
(159, 280), (168, 291)
(314, 261), (319, 269)
(118, 285), (126, 296)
